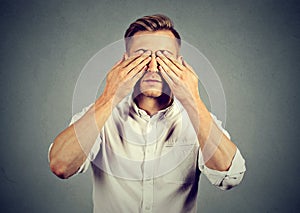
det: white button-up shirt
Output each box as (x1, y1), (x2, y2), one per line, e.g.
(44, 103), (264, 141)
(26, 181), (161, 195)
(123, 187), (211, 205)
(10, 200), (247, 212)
(50, 94), (246, 213)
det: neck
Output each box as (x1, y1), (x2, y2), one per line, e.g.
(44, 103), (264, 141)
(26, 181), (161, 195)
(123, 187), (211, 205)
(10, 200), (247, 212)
(134, 94), (173, 116)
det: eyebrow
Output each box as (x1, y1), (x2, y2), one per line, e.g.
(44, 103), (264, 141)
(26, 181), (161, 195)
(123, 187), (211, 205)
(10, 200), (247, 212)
(134, 48), (175, 55)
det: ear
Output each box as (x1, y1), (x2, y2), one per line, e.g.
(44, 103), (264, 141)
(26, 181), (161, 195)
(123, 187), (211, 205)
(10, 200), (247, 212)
(177, 55), (183, 65)
(124, 52), (129, 60)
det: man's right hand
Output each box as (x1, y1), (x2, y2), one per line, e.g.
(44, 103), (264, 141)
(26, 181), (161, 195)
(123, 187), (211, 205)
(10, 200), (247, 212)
(102, 50), (152, 106)
(49, 50), (151, 179)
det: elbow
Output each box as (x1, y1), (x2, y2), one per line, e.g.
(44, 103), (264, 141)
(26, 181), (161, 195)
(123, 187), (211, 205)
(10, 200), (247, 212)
(48, 142), (83, 179)
(48, 144), (68, 179)
(49, 157), (71, 179)
(49, 139), (73, 179)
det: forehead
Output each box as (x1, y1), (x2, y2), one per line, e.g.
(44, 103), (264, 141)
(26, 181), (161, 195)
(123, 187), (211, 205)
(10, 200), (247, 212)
(127, 30), (179, 55)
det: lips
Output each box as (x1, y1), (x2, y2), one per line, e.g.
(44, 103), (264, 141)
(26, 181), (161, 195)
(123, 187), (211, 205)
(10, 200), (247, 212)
(143, 79), (162, 83)
(142, 73), (162, 83)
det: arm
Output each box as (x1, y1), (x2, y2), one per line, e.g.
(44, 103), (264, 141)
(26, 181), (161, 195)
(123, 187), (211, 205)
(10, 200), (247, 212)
(49, 51), (151, 179)
(182, 97), (237, 171)
(49, 97), (112, 179)
(157, 50), (241, 171)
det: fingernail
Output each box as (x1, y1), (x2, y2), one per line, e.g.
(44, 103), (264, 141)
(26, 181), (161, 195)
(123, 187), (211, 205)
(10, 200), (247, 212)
(145, 50), (151, 55)
(163, 50), (170, 55)
(132, 50), (143, 56)
(157, 51), (162, 56)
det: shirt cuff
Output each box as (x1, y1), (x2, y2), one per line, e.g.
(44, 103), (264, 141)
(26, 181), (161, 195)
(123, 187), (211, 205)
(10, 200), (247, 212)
(74, 157), (90, 174)
(199, 148), (246, 190)
(48, 143), (53, 163)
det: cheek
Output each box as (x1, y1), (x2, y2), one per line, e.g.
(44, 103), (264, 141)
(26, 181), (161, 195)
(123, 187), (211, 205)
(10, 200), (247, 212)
(139, 81), (143, 89)
(133, 78), (142, 92)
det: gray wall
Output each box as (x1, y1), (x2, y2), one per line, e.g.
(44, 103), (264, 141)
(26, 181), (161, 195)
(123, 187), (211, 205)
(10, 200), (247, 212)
(0, 0), (299, 212)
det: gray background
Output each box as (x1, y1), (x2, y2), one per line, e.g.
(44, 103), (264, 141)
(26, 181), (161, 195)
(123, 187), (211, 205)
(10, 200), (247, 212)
(0, 0), (299, 212)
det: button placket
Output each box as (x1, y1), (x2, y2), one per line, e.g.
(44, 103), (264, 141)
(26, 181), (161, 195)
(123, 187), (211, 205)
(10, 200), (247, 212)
(142, 177), (154, 213)
(141, 118), (155, 213)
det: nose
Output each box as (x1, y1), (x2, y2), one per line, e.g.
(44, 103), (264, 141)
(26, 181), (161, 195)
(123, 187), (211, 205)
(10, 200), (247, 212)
(147, 53), (159, 72)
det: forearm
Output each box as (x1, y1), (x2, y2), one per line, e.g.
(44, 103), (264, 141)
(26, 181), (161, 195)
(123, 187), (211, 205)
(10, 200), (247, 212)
(49, 95), (113, 179)
(184, 97), (236, 171)
(155, 51), (238, 171)
(49, 52), (150, 179)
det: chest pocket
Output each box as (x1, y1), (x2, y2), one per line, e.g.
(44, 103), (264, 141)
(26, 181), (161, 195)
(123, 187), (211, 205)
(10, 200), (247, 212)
(162, 143), (198, 184)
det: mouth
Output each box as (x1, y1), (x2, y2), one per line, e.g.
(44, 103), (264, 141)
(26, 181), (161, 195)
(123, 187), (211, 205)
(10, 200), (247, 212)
(143, 79), (162, 83)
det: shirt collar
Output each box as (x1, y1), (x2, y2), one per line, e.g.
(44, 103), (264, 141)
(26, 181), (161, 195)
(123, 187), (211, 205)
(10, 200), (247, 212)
(128, 93), (175, 119)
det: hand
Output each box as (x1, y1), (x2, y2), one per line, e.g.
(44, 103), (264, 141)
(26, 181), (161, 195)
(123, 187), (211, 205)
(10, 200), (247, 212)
(156, 50), (200, 106)
(102, 50), (151, 106)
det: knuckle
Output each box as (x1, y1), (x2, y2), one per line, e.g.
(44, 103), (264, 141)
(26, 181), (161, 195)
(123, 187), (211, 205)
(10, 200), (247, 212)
(165, 60), (171, 66)
(131, 60), (141, 67)
(119, 70), (126, 78)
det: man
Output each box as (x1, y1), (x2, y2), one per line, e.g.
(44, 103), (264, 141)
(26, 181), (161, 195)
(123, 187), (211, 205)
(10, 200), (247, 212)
(49, 14), (246, 213)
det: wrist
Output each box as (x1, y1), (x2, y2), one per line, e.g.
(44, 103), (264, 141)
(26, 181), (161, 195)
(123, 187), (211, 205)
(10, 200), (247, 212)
(92, 95), (114, 130)
(181, 95), (202, 114)
(95, 94), (114, 111)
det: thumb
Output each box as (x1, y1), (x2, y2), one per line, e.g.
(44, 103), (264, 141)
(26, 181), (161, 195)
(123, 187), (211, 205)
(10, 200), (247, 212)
(112, 53), (126, 68)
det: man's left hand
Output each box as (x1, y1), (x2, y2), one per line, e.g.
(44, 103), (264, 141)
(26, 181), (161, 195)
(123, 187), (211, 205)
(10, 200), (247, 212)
(156, 50), (200, 106)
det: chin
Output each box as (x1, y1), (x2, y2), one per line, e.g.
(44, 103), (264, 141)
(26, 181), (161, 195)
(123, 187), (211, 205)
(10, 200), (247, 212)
(133, 79), (172, 100)
(140, 89), (163, 98)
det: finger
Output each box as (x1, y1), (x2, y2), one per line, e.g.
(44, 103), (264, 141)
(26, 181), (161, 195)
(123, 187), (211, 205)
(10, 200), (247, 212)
(182, 59), (193, 72)
(159, 66), (174, 88)
(122, 50), (150, 67)
(159, 65), (179, 86)
(182, 59), (199, 79)
(157, 57), (180, 81)
(121, 50), (147, 67)
(124, 51), (151, 71)
(112, 53), (126, 69)
(156, 55), (182, 77)
(125, 49), (146, 59)
(157, 51), (186, 73)
(164, 51), (187, 70)
(122, 53), (143, 67)
(130, 66), (147, 85)
(126, 57), (151, 79)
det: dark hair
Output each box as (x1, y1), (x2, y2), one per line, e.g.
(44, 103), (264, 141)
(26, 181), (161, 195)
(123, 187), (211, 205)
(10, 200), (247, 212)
(124, 14), (181, 51)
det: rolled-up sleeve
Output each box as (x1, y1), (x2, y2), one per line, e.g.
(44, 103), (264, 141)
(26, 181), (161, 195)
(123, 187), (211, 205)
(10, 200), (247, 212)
(199, 148), (246, 190)
(198, 113), (246, 190)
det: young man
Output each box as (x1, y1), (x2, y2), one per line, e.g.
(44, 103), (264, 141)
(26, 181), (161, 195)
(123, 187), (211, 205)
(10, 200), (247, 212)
(49, 14), (246, 213)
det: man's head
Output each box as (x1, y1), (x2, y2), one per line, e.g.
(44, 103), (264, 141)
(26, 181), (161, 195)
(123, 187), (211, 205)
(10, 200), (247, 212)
(124, 14), (181, 51)
(124, 14), (182, 99)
